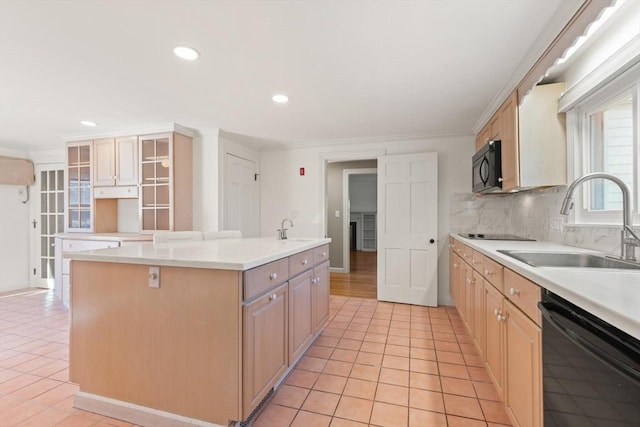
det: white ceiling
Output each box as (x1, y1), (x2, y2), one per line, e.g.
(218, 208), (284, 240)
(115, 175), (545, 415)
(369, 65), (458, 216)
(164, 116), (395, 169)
(0, 0), (581, 151)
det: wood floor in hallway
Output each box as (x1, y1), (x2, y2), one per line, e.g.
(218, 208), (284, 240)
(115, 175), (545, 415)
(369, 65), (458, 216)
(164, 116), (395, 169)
(330, 250), (377, 299)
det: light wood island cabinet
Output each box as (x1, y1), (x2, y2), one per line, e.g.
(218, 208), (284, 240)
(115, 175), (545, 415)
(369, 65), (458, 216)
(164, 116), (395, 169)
(68, 239), (330, 426)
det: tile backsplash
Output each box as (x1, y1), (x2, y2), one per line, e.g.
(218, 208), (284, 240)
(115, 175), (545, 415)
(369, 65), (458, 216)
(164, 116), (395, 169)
(450, 186), (639, 258)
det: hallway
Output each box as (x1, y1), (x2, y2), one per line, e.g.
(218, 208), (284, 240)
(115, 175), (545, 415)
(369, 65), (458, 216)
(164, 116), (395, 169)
(330, 251), (377, 299)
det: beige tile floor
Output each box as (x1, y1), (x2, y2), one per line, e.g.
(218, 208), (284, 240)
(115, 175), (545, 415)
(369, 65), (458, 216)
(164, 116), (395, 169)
(0, 289), (511, 427)
(254, 296), (512, 427)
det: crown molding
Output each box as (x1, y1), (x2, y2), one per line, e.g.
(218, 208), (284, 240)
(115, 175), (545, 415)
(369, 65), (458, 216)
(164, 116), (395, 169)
(61, 122), (198, 142)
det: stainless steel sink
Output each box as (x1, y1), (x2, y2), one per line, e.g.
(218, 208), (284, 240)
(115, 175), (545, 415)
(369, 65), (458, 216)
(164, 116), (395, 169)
(497, 250), (640, 270)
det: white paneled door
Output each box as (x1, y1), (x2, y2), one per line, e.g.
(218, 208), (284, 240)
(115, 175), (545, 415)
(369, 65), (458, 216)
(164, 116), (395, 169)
(225, 154), (259, 237)
(377, 152), (438, 306)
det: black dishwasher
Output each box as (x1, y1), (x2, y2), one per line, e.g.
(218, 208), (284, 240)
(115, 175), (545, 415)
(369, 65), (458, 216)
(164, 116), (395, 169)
(538, 290), (640, 427)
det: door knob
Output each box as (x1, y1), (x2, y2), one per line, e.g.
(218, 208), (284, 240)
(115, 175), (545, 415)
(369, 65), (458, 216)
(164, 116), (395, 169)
(429, 239), (435, 244)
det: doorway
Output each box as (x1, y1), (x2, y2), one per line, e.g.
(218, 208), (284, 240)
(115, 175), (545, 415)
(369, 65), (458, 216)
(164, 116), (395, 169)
(29, 164), (65, 288)
(223, 153), (259, 237)
(325, 160), (377, 298)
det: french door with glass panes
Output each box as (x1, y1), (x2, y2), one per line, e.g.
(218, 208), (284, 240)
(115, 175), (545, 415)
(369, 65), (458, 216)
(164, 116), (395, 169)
(30, 165), (65, 288)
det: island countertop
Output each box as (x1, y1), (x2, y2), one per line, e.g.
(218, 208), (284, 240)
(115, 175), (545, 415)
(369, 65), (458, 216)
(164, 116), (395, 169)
(64, 237), (331, 271)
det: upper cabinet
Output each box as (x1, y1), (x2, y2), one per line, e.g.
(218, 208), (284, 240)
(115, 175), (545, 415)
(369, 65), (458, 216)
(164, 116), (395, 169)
(476, 83), (566, 192)
(65, 129), (193, 233)
(93, 136), (138, 198)
(139, 132), (193, 232)
(66, 142), (93, 232)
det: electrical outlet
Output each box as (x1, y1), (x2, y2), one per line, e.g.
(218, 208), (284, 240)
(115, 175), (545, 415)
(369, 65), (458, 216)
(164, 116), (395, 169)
(335, 210), (340, 218)
(551, 217), (564, 232)
(149, 266), (160, 288)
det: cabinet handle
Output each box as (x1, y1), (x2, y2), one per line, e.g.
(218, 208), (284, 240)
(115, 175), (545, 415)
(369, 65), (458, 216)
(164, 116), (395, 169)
(497, 313), (506, 322)
(269, 294), (277, 301)
(472, 260), (479, 265)
(269, 272), (278, 280)
(453, 262), (459, 268)
(484, 269), (493, 276)
(321, 252), (327, 257)
(509, 287), (519, 296)
(498, 177), (504, 183)
(315, 276), (320, 283)
(302, 259), (308, 265)
(493, 308), (500, 316)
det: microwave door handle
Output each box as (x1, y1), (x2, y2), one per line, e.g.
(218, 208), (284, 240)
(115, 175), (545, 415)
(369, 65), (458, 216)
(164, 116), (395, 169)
(538, 301), (640, 383)
(479, 156), (490, 185)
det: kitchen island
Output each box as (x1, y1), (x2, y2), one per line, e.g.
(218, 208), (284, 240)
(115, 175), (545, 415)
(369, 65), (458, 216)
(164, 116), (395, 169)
(66, 237), (330, 427)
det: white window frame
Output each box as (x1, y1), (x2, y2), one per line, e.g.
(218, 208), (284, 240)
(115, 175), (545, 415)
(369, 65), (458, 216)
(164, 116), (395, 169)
(567, 64), (640, 226)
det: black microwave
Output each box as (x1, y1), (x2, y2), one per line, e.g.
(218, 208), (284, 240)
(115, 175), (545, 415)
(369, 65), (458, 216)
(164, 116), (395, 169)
(472, 140), (502, 193)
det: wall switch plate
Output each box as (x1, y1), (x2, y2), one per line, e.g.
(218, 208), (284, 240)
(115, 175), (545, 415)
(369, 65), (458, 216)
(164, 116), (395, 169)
(335, 210), (340, 218)
(149, 266), (160, 288)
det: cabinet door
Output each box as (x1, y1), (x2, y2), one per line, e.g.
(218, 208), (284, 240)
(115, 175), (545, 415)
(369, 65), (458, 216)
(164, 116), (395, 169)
(93, 138), (115, 187)
(449, 247), (459, 304)
(243, 283), (288, 419)
(140, 134), (172, 231)
(289, 271), (313, 363)
(66, 142), (93, 232)
(478, 124), (491, 151)
(483, 283), (504, 398)
(500, 91), (519, 190)
(116, 136), (138, 186)
(505, 300), (542, 427)
(473, 273), (484, 351)
(463, 262), (474, 332)
(312, 261), (330, 332)
(490, 111), (502, 140)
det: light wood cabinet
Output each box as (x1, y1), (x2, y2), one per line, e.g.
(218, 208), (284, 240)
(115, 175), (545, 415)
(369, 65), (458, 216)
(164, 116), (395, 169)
(483, 281), (505, 398)
(475, 83), (566, 192)
(289, 270), (313, 363)
(312, 260), (330, 332)
(139, 132), (192, 231)
(504, 299), (542, 427)
(243, 282), (288, 419)
(499, 92), (519, 191)
(93, 136), (138, 196)
(450, 236), (542, 427)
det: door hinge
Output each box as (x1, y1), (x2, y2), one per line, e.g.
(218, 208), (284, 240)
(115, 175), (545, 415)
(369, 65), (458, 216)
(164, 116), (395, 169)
(33, 268), (36, 275)
(254, 173), (259, 181)
(32, 219), (37, 229)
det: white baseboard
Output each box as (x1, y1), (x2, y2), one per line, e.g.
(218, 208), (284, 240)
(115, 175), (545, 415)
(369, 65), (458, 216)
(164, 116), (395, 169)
(74, 391), (229, 427)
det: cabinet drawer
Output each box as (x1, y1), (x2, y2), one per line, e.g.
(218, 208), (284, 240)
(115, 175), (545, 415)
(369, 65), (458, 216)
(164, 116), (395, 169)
(289, 249), (314, 278)
(244, 258), (289, 301)
(504, 269), (541, 325)
(94, 185), (138, 199)
(482, 256), (504, 291)
(313, 245), (329, 265)
(471, 250), (484, 273)
(62, 239), (119, 252)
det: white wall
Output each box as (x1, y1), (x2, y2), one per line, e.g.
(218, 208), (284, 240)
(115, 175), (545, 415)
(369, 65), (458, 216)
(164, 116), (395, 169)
(0, 147), (31, 292)
(350, 174), (377, 212)
(196, 130), (220, 232)
(260, 135), (474, 306)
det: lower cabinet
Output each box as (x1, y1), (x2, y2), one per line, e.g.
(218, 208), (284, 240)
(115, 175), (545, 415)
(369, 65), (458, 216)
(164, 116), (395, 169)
(289, 271), (314, 363)
(505, 299), (541, 427)
(243, 282), (289, 419)
(312, 261), (330, 332)
(483, 281), (505, 398)
(451, 237), (543, 427)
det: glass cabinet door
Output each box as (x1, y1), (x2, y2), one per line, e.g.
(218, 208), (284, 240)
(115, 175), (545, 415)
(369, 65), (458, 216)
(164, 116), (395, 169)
(67, 143), (92, 231)
(140, 134), (172, 231)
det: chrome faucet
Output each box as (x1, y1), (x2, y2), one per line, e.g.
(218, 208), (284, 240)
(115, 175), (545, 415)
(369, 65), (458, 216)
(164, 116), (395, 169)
(277, 218), (294, 240)
(560, 172), (640, 262)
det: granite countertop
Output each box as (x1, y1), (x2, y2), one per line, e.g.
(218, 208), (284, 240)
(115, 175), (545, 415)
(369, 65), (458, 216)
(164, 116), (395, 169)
(451, 233), (640, 338)
(56, 233), (153, 242)
(64, 237), (331, 271)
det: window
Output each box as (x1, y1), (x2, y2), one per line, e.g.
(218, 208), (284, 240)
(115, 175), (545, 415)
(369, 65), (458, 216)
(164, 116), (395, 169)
(570, 67), (639, 225)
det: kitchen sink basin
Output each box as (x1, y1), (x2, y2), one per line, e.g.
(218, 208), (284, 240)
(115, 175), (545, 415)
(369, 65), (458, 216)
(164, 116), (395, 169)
(497, 250), (640, 270)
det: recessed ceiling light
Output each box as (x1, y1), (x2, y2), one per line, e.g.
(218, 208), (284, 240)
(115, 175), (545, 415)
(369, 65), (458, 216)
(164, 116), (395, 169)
(80, 120), (97, 127)
(272, 94), (289, 103)
(173, 46), (200, 61)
